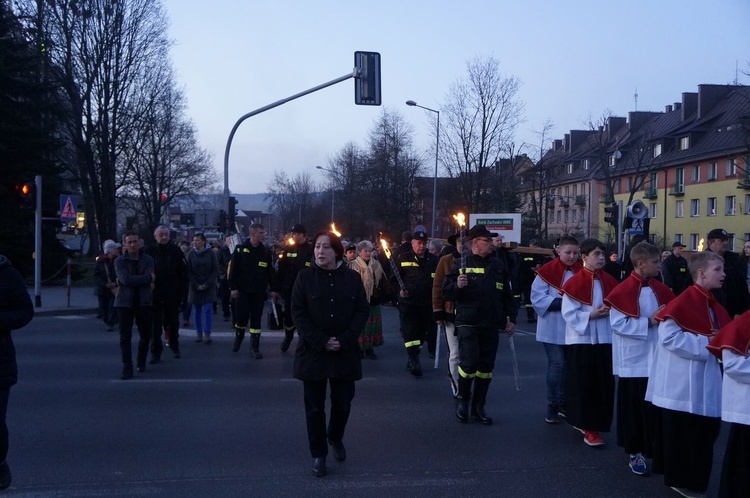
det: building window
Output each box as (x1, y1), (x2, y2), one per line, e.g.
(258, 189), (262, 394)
(649, 202), (657, 218)
(675, 200), (684, 218)
(726, 196), (736, 216)
(675, 167), (685, 190)
(679, 136), (690, 150)
(729, 233), (737, 251)
(691, 165), (700, 183)
(707, 197), (717, 216)
(582, 159), (589, 170)
(609, 154), (616, 167)
(572, 184), (578, 196)
(567, 163), (573, 174)
(614, 179), (621, 193)
(653, 143), (662, 157)
(690, 233), (699, 250)
(564, 210), (569, 223)
(708, 162), (718, 181)
(564, 186), (569, 196)
(746, 194), (750, 214)
(726, 159), (737, 178)
(572, 210), (577, 222)
(690, 199), (700, 217)
(745, 233), (750, 244)
(650, 171), (658, 190)
(626, 177), (633, 191)
(556, 211), (561, 224)
(675, 234), (683, 245)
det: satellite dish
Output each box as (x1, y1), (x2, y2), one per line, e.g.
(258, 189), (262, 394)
(614, 150), (622, 159)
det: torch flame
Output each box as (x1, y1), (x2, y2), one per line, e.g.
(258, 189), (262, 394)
(697, 238), (705, 252)
(287, 237), (295, 246)
(330, 223), (342, 237)
(380, 239), (392, 258)
(453, 212), (466, 228)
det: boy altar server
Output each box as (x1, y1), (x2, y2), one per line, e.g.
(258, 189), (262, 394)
(560, 238), (618, 447)
(531, 236), (582, 424)
(648, 251), (730, 497)
(708, 310), (750, 498)
(604, 242), (675, 475)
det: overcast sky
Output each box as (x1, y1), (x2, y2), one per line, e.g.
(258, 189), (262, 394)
(162, 0), (750, 194)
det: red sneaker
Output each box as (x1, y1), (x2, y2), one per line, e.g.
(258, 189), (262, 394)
(583, 430), (605, 447)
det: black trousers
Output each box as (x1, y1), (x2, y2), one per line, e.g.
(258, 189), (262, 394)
(457, 326), (499, 376)
(151, 300), (180, 358)
(399, 304), (436, 353)
(218, 278), (232, 319)
(283, 291), (295, 332)
(118, 306), (153, 367)
(303, 379), (355, 458)
(0, 387), (9, 464)
(235, 292), (266, 331)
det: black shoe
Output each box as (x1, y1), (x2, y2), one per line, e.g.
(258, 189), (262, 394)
(312, 457), (326, 477)
(121, 367), (133, 380)
(280, 337), (292, 352)
(148, 357), (161, 365)
(136, 364), (145, 373)
(409, 356), (423, 377)
(472, 404), (493, 425)
(328, 439), (346, 462)
(455, 397), (469, 423)
(367, 350), (378, 360)
(195, 337), (203, 343)
(232, 333), (244, 353)
(173, 350), (181, 359)
(204, 338), (213, 345)
(0, 461), (12, 490)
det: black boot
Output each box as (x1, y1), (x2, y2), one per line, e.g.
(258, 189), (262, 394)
(250, 334), (262, 359)
(280, 329), (294, 352)
(407, 349), (422, 377)
(456, 376), (473, 422)
(232, 327), (245, 353)
(471, 377), (493, 425)
(526, 305), (537, 323)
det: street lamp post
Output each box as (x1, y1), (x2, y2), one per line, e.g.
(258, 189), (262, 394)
(406, 100), (439, 238)
(315, 165), (335, 223)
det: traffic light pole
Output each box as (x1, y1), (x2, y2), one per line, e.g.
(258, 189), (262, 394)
(34, 175), (42, 307)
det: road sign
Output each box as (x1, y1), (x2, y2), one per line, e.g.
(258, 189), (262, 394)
(627, 218), (644, 236)
(60, 195), (77, 222)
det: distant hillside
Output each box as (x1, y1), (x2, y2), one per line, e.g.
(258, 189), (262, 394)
(234, 193), (271, 213)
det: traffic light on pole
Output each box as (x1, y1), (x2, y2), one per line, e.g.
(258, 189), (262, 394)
(227, 196), (238, 229)
(604, 203), (619, 229)
(16, 182), (36, 210)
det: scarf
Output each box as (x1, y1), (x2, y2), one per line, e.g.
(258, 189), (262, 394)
(560, 267), (619, 306)
(604, 271), (675, 318)
(535, 258), (583, 291)
(655, 284), (732, 337)
(348, 256), (384, 302)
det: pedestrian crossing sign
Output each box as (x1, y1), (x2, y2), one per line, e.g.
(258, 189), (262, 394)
(60, 195), (77, 221)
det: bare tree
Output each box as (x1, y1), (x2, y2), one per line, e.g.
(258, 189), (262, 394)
(523, 119), (555, 238)
(322, 142), (369, 236)
(440, 56), (524, 213)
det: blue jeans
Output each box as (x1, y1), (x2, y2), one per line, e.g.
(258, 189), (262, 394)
(542, 342), (567, 407)
(193, 303), (213, 336)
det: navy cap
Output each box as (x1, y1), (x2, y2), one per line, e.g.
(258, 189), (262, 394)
(412, 230), (428, 241)
(288, 224), (306, 234)
(672, 241), (686, 248)
(707, 228), (728, 240)
(467, 225), (499, 240)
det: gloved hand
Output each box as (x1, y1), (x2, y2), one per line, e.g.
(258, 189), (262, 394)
(433, 310), (447, 322)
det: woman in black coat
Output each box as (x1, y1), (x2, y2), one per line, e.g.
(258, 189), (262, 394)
(291, 231), (369, 478)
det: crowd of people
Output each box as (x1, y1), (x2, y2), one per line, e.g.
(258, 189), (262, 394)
(85, 221), (750, 493)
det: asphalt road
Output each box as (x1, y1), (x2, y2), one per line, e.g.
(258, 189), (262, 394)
(5, 306), (726, 497)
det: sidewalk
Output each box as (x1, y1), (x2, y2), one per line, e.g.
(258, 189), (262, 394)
(28, 285), (99, 317)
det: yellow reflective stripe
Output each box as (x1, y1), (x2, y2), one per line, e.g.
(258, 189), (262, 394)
(305, 262), (311, 266)
(523, 257), (534, 261)
(459, 267), (485, 275)
(249, 328), (262, 334)
(242, 248), (250, 253)
(258, 261), (268, 267)
(475, 371), (492, 379)
(404, 340), (421, 348)
(458, 366), (475, 378)
(496, 282), (504, 290)
(401, 262), (419, 267)
(286, 253), (297, 258)
(679, 268), (686, 272)
(431, 273), (435, 278)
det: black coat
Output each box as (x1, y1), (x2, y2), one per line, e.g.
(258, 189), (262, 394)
(709, 249), (750, 317)
(144, 242), (188, 304)
(0, 256), (34, 389)
(292, 261), (369, 382)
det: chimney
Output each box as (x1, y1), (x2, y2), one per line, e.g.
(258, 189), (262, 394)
(553, 139), (563, 151)
(564, 133), (571, 153)
(697, 84), (737, 119)
(673, 102), (681, 111)
(681, 92), (698, 121)
(665, 105), (672, 112)
(606, 117), (627, 141)
(628, 111), (661, 131)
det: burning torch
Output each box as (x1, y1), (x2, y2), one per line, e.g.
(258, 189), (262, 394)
(380, 238), (406, 295)
(453, 212), (467, 271)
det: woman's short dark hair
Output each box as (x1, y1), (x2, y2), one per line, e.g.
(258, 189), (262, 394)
(312, 231), (344, 262)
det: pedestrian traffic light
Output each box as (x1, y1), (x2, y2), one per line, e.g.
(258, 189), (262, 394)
(15, 182), (36, 210)
(218, 210), (227, 233)
(604, 204), (619, 228)
(227, 196), (238, 229)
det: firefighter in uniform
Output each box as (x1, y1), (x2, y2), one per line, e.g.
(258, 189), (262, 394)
(278, 224), (314, 352)
(228, 223), (279, 358)
(518, 239), (546, 323)
(394, 230), (439, 378)
(443, 225), (518, 425)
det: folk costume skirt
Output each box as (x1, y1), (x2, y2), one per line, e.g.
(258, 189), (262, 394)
(358, 305), (384, 350)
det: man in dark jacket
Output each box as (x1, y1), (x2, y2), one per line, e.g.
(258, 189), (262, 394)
(228, 223), (279, 358)
(0, 254), (34, 489)
(443, 225), (518, 425)
(115, 231), (156, 379)
(663, 241), (690, 295)
(705, 228), (750, 317)
(277, 224), (314, 352)
(145, 225), (188, 363)
(217, 235), (234, 322)
(394, 230), (439, 377)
